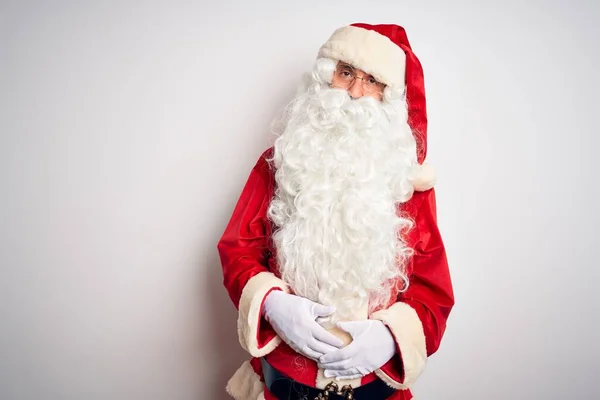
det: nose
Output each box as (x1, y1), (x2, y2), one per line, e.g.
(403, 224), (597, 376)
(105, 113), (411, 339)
(347, 78), (364, 99)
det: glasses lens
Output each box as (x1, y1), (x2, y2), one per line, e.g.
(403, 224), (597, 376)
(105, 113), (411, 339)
(336, 66), (355, 86)
(363, 78), (385, 94)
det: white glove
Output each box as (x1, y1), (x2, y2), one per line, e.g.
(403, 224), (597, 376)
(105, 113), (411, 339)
(318, 320), (397, 379)
(262, 290), (344, 360)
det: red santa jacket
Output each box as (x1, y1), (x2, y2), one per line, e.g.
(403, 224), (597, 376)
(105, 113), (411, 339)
(217, 147), (454, 400)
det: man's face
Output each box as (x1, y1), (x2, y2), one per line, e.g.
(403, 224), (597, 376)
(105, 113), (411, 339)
(330, 61), (386, 101)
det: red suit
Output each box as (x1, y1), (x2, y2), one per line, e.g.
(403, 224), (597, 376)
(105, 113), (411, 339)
(217, 147), (454, 400)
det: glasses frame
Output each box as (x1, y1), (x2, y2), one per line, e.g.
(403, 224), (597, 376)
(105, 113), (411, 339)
(331, 62), (387, 96)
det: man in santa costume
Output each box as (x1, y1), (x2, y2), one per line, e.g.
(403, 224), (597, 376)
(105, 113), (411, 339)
(217, 23), (455, 400)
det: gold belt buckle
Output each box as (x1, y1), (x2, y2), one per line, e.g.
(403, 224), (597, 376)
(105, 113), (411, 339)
(314, 381), (354, 400)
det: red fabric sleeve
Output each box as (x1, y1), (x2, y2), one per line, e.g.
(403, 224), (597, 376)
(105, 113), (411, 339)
(402, 188), (455, 354)
(218, 152), (272, 306)
(374, 188), (455, 388)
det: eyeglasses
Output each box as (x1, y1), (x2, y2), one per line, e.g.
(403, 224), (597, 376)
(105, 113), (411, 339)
(331, 63), (386, 96)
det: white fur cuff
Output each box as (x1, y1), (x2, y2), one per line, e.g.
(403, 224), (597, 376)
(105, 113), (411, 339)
(237, 271), (289, 357)
(226, 361), (265, 400)
(371, 302), (427, 389)
(318, 25), (406, 89)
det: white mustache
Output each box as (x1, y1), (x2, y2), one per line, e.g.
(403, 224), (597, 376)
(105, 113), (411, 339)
(307, 88), (385, 131)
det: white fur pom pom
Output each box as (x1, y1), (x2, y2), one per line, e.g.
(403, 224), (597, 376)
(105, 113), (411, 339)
(410, 163), (437, 192)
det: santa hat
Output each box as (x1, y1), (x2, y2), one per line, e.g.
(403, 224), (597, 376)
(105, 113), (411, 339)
(318, 23), (436, 191)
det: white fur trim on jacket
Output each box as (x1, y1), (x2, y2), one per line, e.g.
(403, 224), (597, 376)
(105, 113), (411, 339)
(371, 302), (427, 389)
(226, 360), (265, 400)
(318, 25), (406, 89)
(410, 163), (437, 192)
(237, 271), (289, 357)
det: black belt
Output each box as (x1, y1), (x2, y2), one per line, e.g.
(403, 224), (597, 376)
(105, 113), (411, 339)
(260, 357), (397, 400)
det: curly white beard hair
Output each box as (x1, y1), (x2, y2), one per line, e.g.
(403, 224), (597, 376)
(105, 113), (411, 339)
(267, 58), (421, 326)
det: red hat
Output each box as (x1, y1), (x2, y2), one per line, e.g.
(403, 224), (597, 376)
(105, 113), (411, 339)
(317, 23), (434, 189)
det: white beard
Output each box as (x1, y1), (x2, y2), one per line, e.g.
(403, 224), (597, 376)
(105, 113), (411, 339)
(267, 59), (419, 324)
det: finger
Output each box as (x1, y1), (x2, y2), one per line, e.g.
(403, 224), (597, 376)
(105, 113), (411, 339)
(307, 339), (340, 355)
(337, 320), (367, 336)
(324, 368), (361, 379)
(330, 367), (359, 376)
(324, 369), (338, 378)
(339, 374), (362, 380)
(318, 358), (351, 370)
(329, 372), (362, 380)
(312, 303), (336, 318)
(300, 345), (323, 361)
(312, 325), (344, 348)
(319, 344), (357, 364)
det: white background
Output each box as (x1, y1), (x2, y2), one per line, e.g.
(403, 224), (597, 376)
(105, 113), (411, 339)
(1, 1), (599, 399)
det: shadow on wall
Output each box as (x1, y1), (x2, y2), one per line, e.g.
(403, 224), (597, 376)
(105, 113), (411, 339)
(202, 243), (248, 400)
(199, 74), (301, 399)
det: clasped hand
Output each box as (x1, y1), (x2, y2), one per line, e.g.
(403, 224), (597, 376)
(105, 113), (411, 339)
(262, 291), (396, 378)
(262, 290), (344, 360)
(318, 319), (397, 379)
